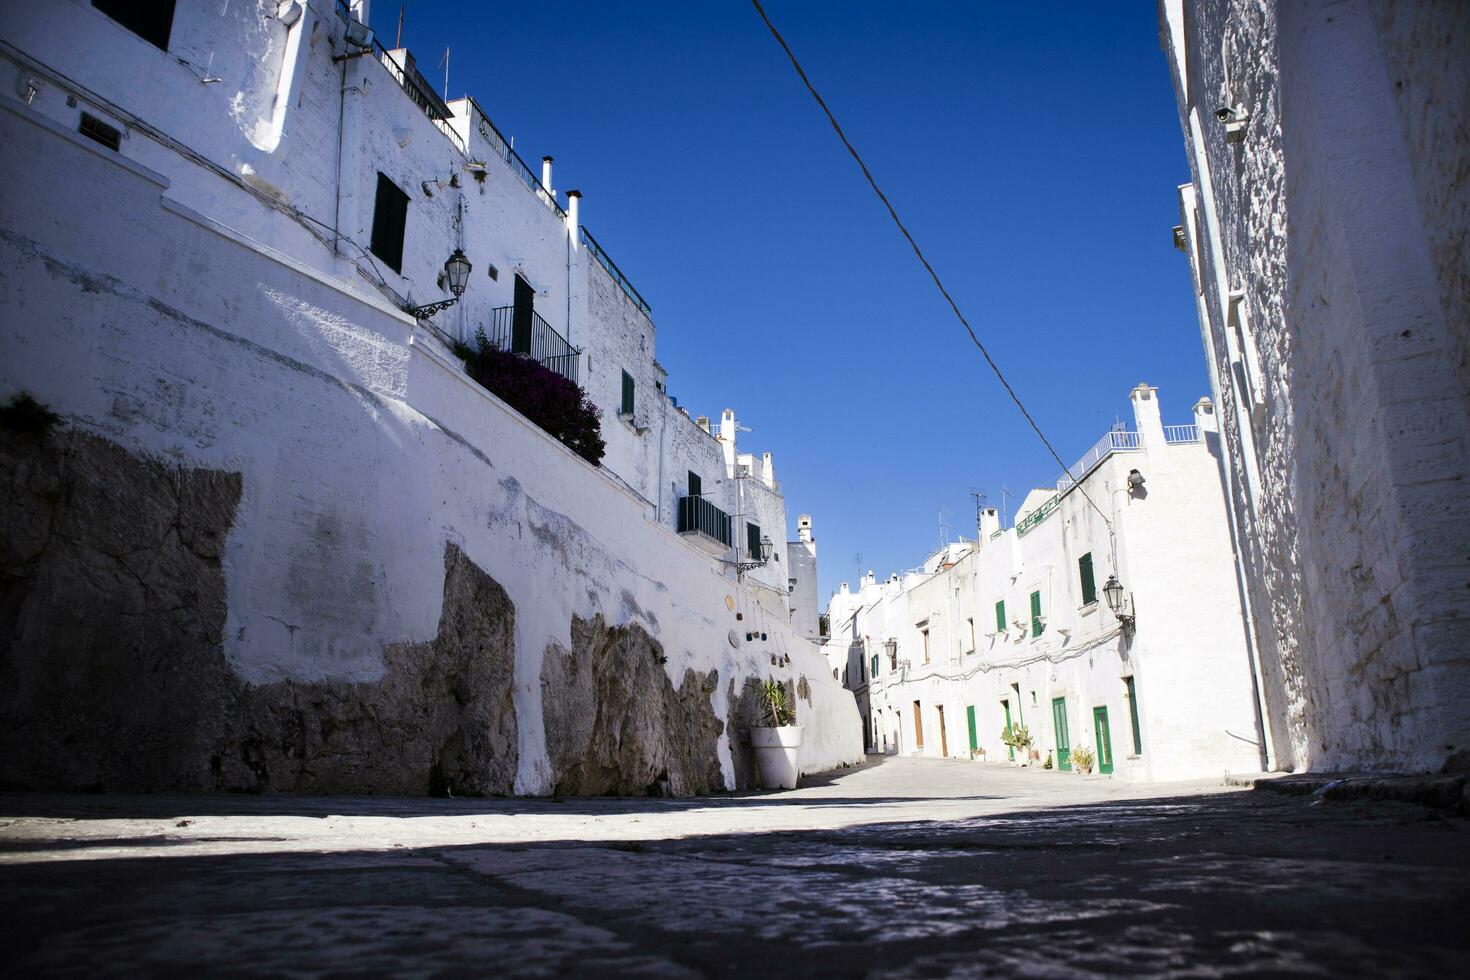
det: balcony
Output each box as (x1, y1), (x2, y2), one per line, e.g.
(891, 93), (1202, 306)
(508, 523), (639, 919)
(1056, 430), (1143, 493)
(677, 495), (732, 555)
(486, 306), (580, 384)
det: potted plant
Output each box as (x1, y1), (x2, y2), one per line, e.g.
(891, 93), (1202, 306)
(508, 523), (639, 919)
(1000, 723), (1032, 765)
(751, 678), (803, 790)
(1072, 744), (1096, 774)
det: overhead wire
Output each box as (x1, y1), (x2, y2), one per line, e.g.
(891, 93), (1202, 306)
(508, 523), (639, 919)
(748, 0), (1113, 531)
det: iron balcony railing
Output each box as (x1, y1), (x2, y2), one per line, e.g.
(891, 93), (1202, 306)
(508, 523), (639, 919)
(1016, 494), (1060, 537)
(581, 227), (651, 317)
(1164, 424), (1201, 444)
(677, 494), (732, 548)
(376, 46), (466, 153)
(485, 306), (581, 384)
(464, 97), (567, 219)
(1056, 430), (1144, 493)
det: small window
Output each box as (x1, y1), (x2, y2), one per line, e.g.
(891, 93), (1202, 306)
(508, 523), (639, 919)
(994, 599), (1006, 633)
(78, 112), (122, 152)
(746, 521), (762, 560)
(370, 173), (409, 274)
(93, 0), (176, 50)
(1079, 552), (1097, 606)
(621, 370), (635, 416)
(966, 617), (975, 652)
(870, 653), (880, 679)
(1030, 590), (1044, 637)
(687, 471), (702, 497)
(921, 628), (930, 664)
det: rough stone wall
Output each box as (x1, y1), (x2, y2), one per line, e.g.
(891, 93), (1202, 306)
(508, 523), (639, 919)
(0, 425), (519, 794)
(1166, 0), (1470, 771)
(540, 614), (724, 797)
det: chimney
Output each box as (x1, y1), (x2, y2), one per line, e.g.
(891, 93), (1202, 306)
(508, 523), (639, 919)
(541, 155), (553, 194)
(566, 189), (581, 249)
(979, 506), (1000, 540)
(863, 570), (875, 587)
(797, 514), (813, 544)
(695, 415), (710, 434)
(761, 451), (775, 488)
(1193, 396), (1218, 434)
(1130, 383), (1166, 456)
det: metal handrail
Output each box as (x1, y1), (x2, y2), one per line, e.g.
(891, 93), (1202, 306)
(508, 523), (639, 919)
(677, 494), (732, 547)
(461, 97), (566, 217)
(1164, 424), (1201, 444)
(581, 226), (651, 316)
(483, 306), (581, 384)
(1056, 430), (1144, 493)
(374, 46), (467, 153)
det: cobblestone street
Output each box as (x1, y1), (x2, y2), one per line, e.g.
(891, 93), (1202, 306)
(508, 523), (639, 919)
(3, 756), (1467, 977)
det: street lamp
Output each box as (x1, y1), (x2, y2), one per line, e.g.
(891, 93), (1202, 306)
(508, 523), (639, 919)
(409, 248), (472, 318)
(1102, 573), (1135, 637)
(728, 533), (774, 577)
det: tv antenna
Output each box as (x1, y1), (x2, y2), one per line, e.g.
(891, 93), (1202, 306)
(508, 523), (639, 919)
(969, 488), (986, 537)
(937, 507), (953, 548)
(1000, 484), (1014, 529)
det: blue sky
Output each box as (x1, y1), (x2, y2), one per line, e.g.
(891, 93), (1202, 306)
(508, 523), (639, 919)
(394, 2), (1204, 601)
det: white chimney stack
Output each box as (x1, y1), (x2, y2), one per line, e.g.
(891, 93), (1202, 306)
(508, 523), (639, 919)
(541, 155), (553, 193)
(566, 189), (581, 248)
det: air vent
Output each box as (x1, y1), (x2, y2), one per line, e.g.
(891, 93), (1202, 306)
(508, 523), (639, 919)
(79, 112), (121, 151)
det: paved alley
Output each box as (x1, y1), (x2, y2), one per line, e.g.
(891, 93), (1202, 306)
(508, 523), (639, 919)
(3, 756), (1467, 977)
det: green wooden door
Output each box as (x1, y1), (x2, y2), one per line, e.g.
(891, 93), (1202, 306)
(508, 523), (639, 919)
(966, 705), (978, 754)
(1002, 701), (1014, 761)
(1093, 706), (1114, 774)
(1052, 697), (1071, 771)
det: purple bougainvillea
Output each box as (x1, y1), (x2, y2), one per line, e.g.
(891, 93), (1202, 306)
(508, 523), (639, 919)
(454, 331), (606, 466)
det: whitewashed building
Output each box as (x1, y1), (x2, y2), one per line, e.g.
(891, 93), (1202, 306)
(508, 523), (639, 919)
(826, 386), (1266, 782)
(1160, 1), (1470, 773)
(0, 1), (861, 794)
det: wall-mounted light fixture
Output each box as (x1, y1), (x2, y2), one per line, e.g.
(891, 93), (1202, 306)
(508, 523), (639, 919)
(409, 248), (471, 318)
(1102, 574), (1135, 638)
(726, 534), (774, 579)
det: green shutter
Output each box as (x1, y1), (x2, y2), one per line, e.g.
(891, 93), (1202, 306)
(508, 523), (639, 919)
(1125, 676), (1142, 755)
(621, 370), (635, 415)
(871, 653), (879, 679)
(1079, 552), (1096, 605)
(1030, 590), (1043, 637)
(746, 521), (761, 559)
(994, 599), (1006, 632)
(966, 705), (978, 752)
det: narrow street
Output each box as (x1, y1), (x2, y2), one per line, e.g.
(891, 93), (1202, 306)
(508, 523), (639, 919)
(3, 756), (1466, 977)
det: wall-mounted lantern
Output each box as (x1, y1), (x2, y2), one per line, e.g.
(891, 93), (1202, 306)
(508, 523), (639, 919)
(409, 248), (472, 318)
(1102, 573), (1135, 637)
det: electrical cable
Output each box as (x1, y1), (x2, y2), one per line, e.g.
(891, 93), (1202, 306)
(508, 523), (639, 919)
(749, 0), (1112, 529)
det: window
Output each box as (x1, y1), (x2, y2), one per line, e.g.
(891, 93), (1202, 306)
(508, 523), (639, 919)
(966, 617), (975, 652)
(621, 370), (635, 416)
(746, 521), (762, 560)
(995, 599), (1006, 633)
(687, 471), (702, 497)
(1078, 552), (1097, 606)
(1030, 590), (1043, 637)
(921, 628), (930, 664)
(78, 113), (121, 152)
(870, 653), (880, 679)
(94, 0), (176, 50)
(1124, 676), (1143, 755)
(370, 173), (409, 273)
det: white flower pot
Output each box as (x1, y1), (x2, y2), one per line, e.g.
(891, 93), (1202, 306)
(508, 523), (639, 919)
(751, 725), (803, 790)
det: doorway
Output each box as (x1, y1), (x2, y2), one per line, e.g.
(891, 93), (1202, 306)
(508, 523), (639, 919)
(512, 273), (535, 354)
(1052, 697), (1071, 771)
(1002, 700), (1014, 761)
(966, 705), (978, 756)
(1093, 705), (1114, 774)
(936, 705), (949, 757)
(912, 700), (925, 750)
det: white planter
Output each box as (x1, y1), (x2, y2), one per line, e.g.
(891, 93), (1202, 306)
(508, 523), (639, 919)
(751, 725), (803, 790)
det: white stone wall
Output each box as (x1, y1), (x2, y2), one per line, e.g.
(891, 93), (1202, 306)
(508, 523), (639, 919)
(0, 5), (861, 786)
(1161, 0), (1470, 772)
(787, 516), (820, 643)
(832, 388), (1263, 781)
